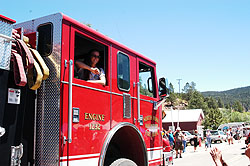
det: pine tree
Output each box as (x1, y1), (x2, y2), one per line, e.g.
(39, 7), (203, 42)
(205, 97), (218, 109)
(203, 108), (223, 130)
(169, 82), (174, 94)
(217, 97), (224, 108)
(188, 91), (208, 110)
(233, 100), (244, 112)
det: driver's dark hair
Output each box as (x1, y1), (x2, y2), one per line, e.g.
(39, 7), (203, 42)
(88, 49), (100, 56)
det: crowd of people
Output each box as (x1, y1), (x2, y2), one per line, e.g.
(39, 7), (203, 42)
(162, 127), (250, 165)
(162, 127), (200, 159)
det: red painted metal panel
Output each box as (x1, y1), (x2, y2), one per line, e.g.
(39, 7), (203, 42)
(59, 14), (162, 165)
(0, 15), (16, 24)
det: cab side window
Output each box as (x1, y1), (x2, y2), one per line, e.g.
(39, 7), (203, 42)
(117, 52), (130, 91)
(37, 23), (53, 57)
(139, 62), (156, 98)
(74, 32), (108, 85)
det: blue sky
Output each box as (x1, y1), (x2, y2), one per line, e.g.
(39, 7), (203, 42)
(1, 0), (250, 92)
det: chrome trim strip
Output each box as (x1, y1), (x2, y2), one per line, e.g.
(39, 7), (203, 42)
(99, 122), (148, 166)
(61, 81), (111, 94)
(140, 98), (154, 103)
(112, 92), (123, 96)
(62, 81), (122, 97)
(61, 81), (154, 103)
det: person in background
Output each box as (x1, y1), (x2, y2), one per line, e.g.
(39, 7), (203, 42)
(204, 137), (208, 151)
(182, 131), (187, 153)
(230, 128), (234, 144)
(193, 130), (199, 152)
(226, 128), (233, 145)
(206, 129), (212, 148)
(168, 129), (175, 149)
(236, 127), (241, 143)
(174, 127), (184, 158)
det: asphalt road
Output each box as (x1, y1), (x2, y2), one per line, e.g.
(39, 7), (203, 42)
(172, 139), (249, 166)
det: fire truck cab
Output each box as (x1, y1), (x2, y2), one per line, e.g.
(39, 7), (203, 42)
(0, 13), (167, 166)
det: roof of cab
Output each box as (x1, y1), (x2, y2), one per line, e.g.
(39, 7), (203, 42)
(61, 13), (156, 65)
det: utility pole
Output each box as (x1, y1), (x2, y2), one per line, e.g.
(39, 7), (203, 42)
(176, 79), (182, 94)
(176, 79), (182, 130)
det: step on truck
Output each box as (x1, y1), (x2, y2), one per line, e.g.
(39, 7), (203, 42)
(0, 13), (168, 166)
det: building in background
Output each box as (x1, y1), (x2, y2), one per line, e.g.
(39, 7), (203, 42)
(162, 109), (204, 137)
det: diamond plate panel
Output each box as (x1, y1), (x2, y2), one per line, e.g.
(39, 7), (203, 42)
(14, 13), (63, 166)
(123, 93), (131, 118)
(0, 20), (13, 70)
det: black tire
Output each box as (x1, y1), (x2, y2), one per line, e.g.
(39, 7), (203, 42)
(110, 158), (137, 166)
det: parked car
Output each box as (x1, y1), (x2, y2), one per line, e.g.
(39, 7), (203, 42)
(183, 131), (195, 145)
(210, 130), (227, 143)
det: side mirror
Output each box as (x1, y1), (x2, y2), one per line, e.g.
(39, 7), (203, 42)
(147, 77), (153, 93)
(159, 77), (167, 97)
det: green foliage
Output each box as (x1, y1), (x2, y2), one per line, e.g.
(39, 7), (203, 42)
(181, 82), (197, 101)
(230, 111), (242, 122)
(229, 111), (250, 122)
(205, 97), (218, 109)
(188, 91), (208, 111)
(225, 103), (231, 109)
(217, 98), (224, 108)
(202, 86), (250, 111)
(168, 82), (250, 130)
(169, 82), (174, 93)
(232, 100), (244, 113)
(140, 83), (153, 97)
(219, 108), (231, 124)
(166, 92), (178, 103)
(203, 108), (223, 130)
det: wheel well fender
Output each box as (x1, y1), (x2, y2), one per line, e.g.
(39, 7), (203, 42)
(99, 122), (148, 166)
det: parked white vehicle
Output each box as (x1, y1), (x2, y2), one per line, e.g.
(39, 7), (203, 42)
(183, 131), (195, 145)
(210, 130), (227, 143)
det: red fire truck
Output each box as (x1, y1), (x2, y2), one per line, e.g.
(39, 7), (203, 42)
(0, 13), (167, 166)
